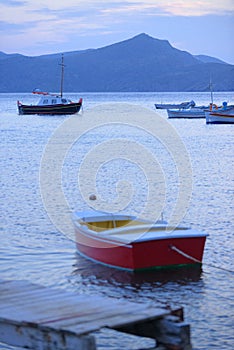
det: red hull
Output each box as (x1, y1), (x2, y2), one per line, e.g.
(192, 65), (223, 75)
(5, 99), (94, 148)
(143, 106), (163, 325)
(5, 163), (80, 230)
(75, 229), (207, 271)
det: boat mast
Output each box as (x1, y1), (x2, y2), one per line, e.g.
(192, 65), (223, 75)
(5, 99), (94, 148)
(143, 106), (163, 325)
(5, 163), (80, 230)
(209, 78), (214, 105)
(60, 54), (65, 97)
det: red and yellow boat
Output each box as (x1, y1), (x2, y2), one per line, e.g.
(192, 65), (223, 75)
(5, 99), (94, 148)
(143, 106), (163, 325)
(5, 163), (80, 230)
(72, 211), (208, 271)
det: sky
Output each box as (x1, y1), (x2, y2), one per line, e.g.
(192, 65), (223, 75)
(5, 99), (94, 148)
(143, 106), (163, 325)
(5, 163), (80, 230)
(0, 0), (234, 64)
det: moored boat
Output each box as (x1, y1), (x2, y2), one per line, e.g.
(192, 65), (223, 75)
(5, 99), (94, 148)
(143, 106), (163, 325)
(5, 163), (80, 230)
(155, 100), (195, 110)
(205, 102), (234, 124)
(167, 107), (206, 119)
(72, 211), (208, 271)
(17, 55), (83, 116)
(17, 93), (83, 115)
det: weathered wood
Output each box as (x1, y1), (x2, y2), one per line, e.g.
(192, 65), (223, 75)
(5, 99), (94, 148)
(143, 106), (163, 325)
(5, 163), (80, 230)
(156, 315), (192, 350)
(0, 319), (96, 350)
(115, 315), (192, 350)
(0, 280), (169, 334)
(0, 280), (192, 350)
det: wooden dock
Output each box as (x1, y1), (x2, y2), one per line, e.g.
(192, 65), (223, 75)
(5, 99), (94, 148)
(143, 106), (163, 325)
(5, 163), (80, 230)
(0, 280), (192, 350)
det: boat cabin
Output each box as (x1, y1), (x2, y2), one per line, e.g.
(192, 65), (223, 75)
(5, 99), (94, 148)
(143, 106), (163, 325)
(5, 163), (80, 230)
(37, 95), (72, 106)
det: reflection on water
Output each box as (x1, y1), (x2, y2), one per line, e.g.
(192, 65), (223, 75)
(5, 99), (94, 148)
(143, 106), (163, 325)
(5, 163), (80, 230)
(68, 252), (206, 350)
(72, 252), (203, 287)
(0, 92), (233, 350)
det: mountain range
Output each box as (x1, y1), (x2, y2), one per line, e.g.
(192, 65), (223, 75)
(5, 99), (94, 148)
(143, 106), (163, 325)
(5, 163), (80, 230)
(0, 33), (233, 92)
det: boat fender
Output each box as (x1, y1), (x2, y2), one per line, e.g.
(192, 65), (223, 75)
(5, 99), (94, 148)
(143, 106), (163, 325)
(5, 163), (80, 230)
(222, 101), (227, 110)
(209, 103), (218, 111)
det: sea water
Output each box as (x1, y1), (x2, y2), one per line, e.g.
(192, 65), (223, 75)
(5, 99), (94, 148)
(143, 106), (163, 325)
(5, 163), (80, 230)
(0, 92), (234, 349)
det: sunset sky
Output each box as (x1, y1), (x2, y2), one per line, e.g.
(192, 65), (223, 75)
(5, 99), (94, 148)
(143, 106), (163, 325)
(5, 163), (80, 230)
(1, 0), (234, 64)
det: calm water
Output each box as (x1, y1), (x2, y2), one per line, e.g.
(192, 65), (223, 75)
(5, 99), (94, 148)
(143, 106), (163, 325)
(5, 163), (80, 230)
(0, 92), (234, 350)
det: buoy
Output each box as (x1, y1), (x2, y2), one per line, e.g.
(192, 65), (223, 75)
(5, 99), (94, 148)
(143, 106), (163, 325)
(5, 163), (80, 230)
(89, 194), (97, 201)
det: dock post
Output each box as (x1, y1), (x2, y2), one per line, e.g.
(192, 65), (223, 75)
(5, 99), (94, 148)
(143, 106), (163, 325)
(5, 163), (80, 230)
(155, 315), (192, 350)
(114, 313), (192, 350)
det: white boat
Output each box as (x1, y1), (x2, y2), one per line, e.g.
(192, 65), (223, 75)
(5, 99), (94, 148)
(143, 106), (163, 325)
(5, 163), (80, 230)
(167, 107), (206, 119)
(205, 102), (234, 124)
(155, 100), (195, 110)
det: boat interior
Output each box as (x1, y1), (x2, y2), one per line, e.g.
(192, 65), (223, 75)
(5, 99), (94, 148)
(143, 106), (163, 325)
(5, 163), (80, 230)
(75, 215), (204, 242)
(81, 219), (143, 232)
(79, 219), (195, 245)
(79, 218), (187, 235)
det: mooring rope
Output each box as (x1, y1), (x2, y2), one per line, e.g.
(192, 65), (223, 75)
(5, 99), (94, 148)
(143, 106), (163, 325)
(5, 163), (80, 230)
(170, 245), (201, 263)
(170, 245), (234, 274)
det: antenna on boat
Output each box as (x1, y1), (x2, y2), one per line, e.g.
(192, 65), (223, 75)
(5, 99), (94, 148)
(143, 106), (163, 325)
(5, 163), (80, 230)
(209, 77), (214, 105)
(59, 54), (65, 97)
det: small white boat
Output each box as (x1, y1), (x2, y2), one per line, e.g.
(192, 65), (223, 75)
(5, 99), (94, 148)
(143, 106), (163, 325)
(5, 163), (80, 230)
(167, 107), (206, 119)
(155, 100), (195, 110)
(205, 102), (234, 124)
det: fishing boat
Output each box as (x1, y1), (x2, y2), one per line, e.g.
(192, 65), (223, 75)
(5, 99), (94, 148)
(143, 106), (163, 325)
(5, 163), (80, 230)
(205, 102), (234, 124)
(204, 81), (234, 123)
(72, 211), (208, 271)
(17, 55), (83, 115)
(155, 100), (195, 110)
(167, 107), (206, 119)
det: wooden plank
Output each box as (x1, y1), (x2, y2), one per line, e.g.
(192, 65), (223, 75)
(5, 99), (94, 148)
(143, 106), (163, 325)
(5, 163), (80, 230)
(1, 293), (145, 319)
(0, 280), (192, 350)
(0, 280), (169, 335)
(0, 319), (96, 350)
(38, 307), (169, 334)
(1, 299), (168, 334)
